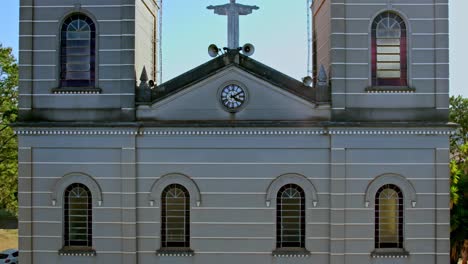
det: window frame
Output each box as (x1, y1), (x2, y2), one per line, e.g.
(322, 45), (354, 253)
(63, 183), (93, 248)
(60, 14), (96, 88)
(276, 184), (306, 249)
(161, 184), (191, 249)
(371, 11), (408, 87)
(375, 184), (404, 249)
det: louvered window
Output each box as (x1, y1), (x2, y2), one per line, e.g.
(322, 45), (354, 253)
(60, 14), (96, 88)
(372, 12), (407, 86)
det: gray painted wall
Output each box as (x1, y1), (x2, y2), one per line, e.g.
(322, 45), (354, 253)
(17, 127), (450, 264)
(135, 0), (158, 83)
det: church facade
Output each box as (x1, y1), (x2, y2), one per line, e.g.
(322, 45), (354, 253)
(16, 0), (451, 264)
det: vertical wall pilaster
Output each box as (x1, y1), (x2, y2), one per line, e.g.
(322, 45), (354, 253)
(330, 145), (346, 264)
(18, 139), (33, 264)
(435, 147), (450, 263)
(120, 1), (136, 121)
(330, 0), (347, 114)
(121, 135), (137, 263)
(434, 0), (449, 111)
(18, 0), (34, 121)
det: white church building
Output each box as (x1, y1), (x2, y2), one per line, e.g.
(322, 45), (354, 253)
(16, 0), (452, 263)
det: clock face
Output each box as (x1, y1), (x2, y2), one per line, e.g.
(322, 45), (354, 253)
(220, 84), (246, 111)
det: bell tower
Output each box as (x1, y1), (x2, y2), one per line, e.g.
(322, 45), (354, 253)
(312, 0), (449, 122)
(18, 0), (161, 122)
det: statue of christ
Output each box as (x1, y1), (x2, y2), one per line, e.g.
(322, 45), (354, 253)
(207, 0), (259, 49)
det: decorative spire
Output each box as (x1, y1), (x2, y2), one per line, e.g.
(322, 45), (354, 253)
(315, 64), (330, 102)
(137, 67), (151, 102)
(317, 64), (328, 85)
(140, 66), (148, 82)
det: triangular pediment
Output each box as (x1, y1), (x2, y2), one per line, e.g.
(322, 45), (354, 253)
(137, 52), (330, 122)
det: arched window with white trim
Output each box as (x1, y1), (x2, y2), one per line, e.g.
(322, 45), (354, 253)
(371, 12), (407, 86)
(60, 14), (96, 88)
(375, 184), (404, 249)
(276, 184), (305, 248)
(161, 184), (190, 248)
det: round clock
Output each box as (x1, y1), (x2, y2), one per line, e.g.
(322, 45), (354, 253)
(219, 83), (247, 112)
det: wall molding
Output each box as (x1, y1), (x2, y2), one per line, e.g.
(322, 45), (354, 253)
(15, 128), (454, 136)
(364, 173), (417, 208)
(265, 173), (319, 208)
(148, 173), (202, 207)
(51, 172), (103, 207)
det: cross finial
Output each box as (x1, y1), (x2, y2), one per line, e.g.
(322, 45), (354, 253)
(207, 0), (259, 49)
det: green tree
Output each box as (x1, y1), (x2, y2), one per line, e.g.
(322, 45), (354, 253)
(450, 96), (468, 264)
(0, 44), (18, 216)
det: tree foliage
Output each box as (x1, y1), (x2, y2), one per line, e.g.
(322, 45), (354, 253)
(450, 96), (468, 264)
(0, 44), (18, 216)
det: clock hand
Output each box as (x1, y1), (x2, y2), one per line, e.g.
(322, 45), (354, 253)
(224, 95), (238, 104)
(232, 91), (244, 97)
(232, 96), (242, 102)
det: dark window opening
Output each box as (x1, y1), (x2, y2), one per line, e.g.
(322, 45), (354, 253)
(64, 183), (92, 247)
(161, 184), (190, 248)
(276, 184), (306, 249)
(375, 184), (404, 249)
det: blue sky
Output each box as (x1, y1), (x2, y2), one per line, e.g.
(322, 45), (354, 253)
(1, 1), (466, 97)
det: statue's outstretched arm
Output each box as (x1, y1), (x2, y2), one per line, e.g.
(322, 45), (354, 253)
(207, 5), (228, 15)
(237, 5), (259, 15)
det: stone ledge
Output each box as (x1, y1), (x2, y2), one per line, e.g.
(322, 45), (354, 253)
(371, 249), (410, 258)
(58, 247), (96, 256)
(156, 248), (194, 257)
(272, 248), (311, 258)
(365, 86), (416, 93)
(51, 87), (102, 94)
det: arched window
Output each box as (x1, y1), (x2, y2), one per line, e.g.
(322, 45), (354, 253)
(276, 184), (305, 248)
(64, 183), (92, 247)
(60, 14), (96, 88)
(375, 184), (403, 249)
(371, 12), (407, 86)
(161, 184), (190, 248)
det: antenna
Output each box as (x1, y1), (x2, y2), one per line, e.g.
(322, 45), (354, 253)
(307, 0), (313, 77)
(158, 0), (163, 84)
